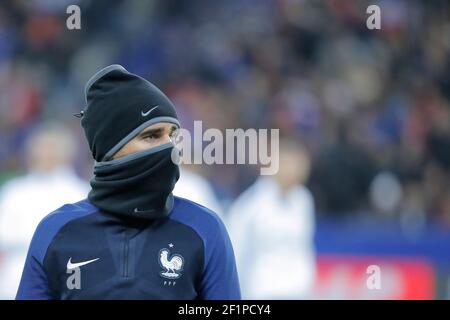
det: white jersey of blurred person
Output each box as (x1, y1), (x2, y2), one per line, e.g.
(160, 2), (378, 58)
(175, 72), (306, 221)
(0, 123), (89, 299)
(227, 139), (316, 299)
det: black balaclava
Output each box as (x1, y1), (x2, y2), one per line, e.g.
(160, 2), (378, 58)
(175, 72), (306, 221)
(79, 65), (180, 220)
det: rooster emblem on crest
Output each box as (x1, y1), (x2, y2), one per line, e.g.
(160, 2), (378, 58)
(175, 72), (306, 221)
(158, 247), (184, 279)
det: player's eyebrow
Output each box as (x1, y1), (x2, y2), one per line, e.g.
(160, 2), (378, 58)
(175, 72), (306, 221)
(139, 125), (178, 137)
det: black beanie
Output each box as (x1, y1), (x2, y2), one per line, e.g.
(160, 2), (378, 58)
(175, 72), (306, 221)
(80, 65), (179, 162)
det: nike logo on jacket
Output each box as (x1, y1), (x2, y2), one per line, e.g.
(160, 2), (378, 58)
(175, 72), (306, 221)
(66, 258), (100, 270)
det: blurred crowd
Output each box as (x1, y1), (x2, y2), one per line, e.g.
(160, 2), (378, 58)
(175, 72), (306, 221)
(0, 0), (449, 227)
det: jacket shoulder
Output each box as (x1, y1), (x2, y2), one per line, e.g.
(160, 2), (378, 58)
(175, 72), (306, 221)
(170, 196), (228, 240)
(30, 199), (98, 263)
(171, 196), (222, 225)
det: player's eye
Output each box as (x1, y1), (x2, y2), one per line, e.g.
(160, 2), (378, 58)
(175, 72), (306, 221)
(143, 133), (159, 140)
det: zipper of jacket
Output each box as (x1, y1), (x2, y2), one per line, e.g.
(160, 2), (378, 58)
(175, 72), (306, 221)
(123, 231), (129, 278)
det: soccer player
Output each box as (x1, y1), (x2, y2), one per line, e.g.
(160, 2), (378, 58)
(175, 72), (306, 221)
(16, 65), (241, 300)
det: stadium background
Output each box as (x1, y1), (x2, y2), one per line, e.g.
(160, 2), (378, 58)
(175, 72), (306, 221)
(0, 0), (449, 299)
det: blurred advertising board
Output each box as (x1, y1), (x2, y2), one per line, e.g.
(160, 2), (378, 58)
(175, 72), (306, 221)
(313, 255), (435, 299)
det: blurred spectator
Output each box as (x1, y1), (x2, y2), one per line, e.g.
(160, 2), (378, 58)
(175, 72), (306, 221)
(0, 123), (89, 299)
(227, 139), (315, 299)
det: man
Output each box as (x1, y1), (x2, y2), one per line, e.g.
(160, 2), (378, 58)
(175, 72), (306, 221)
(16, 65), (240, 300)
(0, 124), (89, 299)
(227, 139), (316, 299)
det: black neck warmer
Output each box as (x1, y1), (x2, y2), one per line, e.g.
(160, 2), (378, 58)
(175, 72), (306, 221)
(78, 65), (181, 220)
(88, 143), (180, 220)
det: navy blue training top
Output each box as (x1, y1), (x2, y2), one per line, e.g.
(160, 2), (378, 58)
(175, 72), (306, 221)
(16, 196), (241, 300)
